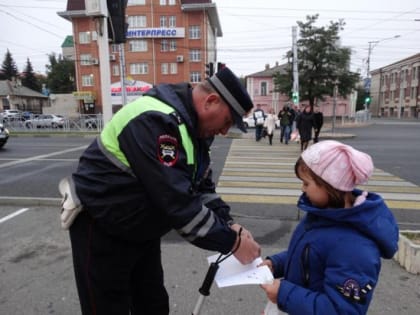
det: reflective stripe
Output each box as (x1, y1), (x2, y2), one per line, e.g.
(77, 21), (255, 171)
(200, 192), (219, 205)
(100, 96), (194, 169)
(178, 205), (215, 240)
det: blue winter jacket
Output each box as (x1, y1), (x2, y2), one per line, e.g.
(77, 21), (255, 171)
(268, 189), (399, 315)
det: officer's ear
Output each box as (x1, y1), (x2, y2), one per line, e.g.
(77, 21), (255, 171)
(204, 93), (221, 109)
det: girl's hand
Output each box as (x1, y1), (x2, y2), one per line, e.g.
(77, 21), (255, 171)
(258, 259), (274, 273)
(260, 279), (281, 304)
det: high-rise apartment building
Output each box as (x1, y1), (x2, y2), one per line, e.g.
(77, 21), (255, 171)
(58, 0), (222, 114)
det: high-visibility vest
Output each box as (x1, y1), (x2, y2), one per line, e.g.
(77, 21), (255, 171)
(100, 96), (195, 172)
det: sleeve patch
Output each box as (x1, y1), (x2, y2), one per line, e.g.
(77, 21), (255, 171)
(158, 134), (179, 166)
(336, 279), (373, 305)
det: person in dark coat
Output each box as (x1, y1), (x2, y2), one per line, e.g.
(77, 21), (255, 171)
(295, 104), (315, 151)
(61, 67), (261, 315)
(313, 105), (324, 143)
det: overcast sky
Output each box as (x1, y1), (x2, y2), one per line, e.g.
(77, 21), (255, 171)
(0, 0), (419, 78)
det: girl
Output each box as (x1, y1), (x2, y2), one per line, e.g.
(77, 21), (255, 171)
(260, 140), (399, 315)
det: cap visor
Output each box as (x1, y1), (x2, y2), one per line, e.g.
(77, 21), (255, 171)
(232, 111), (247, 133)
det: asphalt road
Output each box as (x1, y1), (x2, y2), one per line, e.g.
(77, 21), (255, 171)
(1, 120), (420, 314)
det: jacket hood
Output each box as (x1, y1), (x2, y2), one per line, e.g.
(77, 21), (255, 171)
(297, 189), (399, 259)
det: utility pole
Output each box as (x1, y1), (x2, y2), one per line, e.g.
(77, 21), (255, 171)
(85, 0), (113, 124)
(292, 26), (299, 106)
(365, 35), (400, 116)
(119, 43), (127, 106)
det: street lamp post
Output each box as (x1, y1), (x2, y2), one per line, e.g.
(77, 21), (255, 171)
(365, 35), (400, 117)
(367, 35), (400, 79)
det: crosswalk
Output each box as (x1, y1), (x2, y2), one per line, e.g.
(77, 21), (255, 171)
(217, 138), (420, 211)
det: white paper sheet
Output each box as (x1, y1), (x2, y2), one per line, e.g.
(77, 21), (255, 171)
(207, 254), (274, 287)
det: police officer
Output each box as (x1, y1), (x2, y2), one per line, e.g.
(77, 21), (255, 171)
(64, 67), (261, 315)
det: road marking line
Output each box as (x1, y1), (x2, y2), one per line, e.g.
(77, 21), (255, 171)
(0, 145), (88, 169)
(218, 139), (420, 211)
(0, 208), (30, 224)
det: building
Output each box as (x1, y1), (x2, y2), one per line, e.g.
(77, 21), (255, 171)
(0, 79), (48, 113)
(58, 0), (222, 114)
(246, 63), (356, 118)
(370, 53), (420, 118)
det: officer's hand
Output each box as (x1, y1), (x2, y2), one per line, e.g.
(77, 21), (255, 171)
(231, 225), (261, 264)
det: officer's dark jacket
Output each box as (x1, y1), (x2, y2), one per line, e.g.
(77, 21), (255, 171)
(72, 83), (236, 253)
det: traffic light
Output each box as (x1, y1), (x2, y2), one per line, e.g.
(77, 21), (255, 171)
(107, 0), (128, 44)
(217, 62), (226, 73)
(205, 62), (214, 77)
(292, 91), (299, 104)
(365, 93), (372, 105)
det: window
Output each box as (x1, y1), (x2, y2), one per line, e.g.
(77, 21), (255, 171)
(128, 15), (147, 28)
(128, 0), (145, 5)
(190, 71), (201, 83)
(170, 63), (177, 74)
(161, 63), (169, 75)
(160, 0), (166, 5)
(168, 0), (176, 5)
(169, 39), (177, 51)
(169, 16), (176, 27)
(79, 32), (91, 44)
(111, 44), (119, 53)
(161, 40), (169, 52)
(260, 82), (267, 96)
(130, 63), (148, 75)
(160, 16), (167, 27)
(189, 49), (201, 62)
(129, 40), (147, 52)
(189, 26), (201, 39)
(112, 65), (120, 76)
(80, 54), (92, 66)
(82, 75), (94, 86)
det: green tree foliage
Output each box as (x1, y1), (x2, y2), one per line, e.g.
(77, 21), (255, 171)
(0, 49), (19, 80)
(22, 58), (42, 92)
(273, 15), (360, 108)
(45, 53), (75, 93)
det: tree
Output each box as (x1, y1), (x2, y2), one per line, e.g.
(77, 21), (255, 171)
(45, 53), (75, 93)
(0, 49), (19, 80)
(273, 15), (360, 108)
(22, 58), (42, 92)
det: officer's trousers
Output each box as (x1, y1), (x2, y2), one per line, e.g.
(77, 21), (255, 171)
(69, 211), (169, 315)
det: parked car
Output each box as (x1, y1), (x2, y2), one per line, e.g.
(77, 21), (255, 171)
(24, 114), (66, 129)
(1, 109), (23, 122)
(242, 115), (280, 128)
(83, 115), (102, 129)
(0, 122), (9, 148)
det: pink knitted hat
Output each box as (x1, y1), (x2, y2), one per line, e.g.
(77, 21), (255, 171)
(301, 140), (374, 191)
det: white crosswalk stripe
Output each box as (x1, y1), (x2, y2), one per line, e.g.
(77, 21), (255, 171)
(217, 138), (420, 210)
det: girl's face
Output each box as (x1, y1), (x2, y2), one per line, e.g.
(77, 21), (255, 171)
(299, 170), (329, 208)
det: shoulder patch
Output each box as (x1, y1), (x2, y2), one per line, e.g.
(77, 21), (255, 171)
(158, 134), (179, 166)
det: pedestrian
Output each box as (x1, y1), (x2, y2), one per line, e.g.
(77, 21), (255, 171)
(278, 105), (292, 144)
(313, 105), (324, 143)
(60, 67), (261, 315)
(260, 140), (399, 315)
(295, 104), (314, 151)
(253, 104), (266, 141)
(264, 107), (277, 145)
